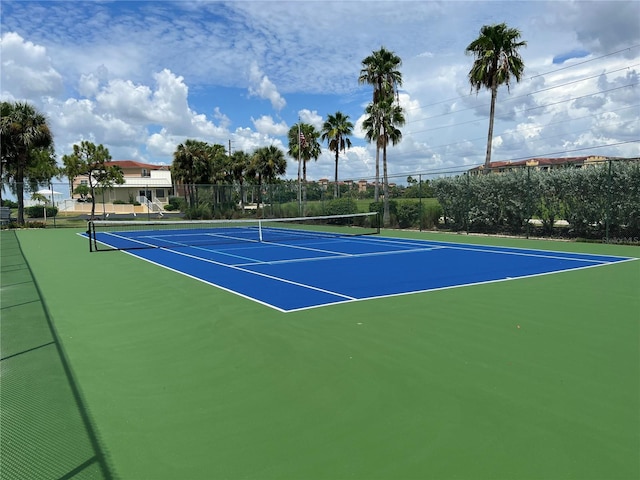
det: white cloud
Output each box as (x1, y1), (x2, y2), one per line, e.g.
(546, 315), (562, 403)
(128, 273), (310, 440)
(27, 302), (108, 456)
(248, 62), (286, 111)
(0, 32), (63, 98)
(78, 73), (101, 98)
(298, 109), (324, 130)
(251, 115), (288, 136)
(146, 130), (178, 157)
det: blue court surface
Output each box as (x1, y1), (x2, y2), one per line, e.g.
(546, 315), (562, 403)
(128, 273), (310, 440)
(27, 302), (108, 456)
(92, 230), (635, 312)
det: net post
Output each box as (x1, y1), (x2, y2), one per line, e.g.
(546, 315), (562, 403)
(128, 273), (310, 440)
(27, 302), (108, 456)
(258, 219), (263, 242)
(87, 221), (95, 252)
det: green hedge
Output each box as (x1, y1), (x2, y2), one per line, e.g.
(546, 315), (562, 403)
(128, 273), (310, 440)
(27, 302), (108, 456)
(433, 160), (640, 238)
(25, 206), (58, 218)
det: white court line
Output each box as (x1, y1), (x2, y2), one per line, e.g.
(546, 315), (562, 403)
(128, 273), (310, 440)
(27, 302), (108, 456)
(345, 235), (629, 264)
(121, 250), (292, 313)
(159, 247), (358, 301)
(284, 256), (639, 313)
(103, 231), (158, 248)
(234, 245), (445, 267)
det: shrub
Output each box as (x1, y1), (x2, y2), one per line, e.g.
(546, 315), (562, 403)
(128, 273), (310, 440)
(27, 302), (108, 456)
(368, 200), (398, 217)
(325, 197), (359, 216)
(1, 199), (18, 208)
(397, 201), (420, 229)
(165, 197), (184, 212)
(25, 205), (58, 218)
(421, 203), (443, 229)
(184, 203), (213, 220)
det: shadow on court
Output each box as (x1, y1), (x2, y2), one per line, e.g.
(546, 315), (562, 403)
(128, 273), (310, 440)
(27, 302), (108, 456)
(0, 230), (113, 479)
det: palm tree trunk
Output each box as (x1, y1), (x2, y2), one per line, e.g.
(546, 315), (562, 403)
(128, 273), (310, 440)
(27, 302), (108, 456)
(382, 143), (390, 227)
(16, 158), (25, 225)
(0, 160), (4, 206)
(302, 159), (307, 212)
(334, 151), (339, 199)
(484, 84), (498, 172)
(374, 146), (380, 202)
(257, 174), (262, 213)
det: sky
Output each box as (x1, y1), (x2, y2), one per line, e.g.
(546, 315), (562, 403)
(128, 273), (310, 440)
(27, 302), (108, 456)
(1, 0), (639, 185)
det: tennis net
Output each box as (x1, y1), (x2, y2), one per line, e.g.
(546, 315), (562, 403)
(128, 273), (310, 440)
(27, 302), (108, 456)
(87, 212), (380, 252)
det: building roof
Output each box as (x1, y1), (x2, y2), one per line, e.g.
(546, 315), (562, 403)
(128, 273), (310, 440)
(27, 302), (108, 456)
(105, 160), (168, 170)
(469, 156), (596, 172)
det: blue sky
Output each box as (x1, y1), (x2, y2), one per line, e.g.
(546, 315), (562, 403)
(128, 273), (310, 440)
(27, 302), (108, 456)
(1, 0), (639, 183)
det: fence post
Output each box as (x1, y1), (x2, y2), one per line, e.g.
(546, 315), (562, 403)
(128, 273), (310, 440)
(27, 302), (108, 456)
(605, 159), (612, 243)
(419, 174), (423, 232)
(465, 172), (470, 235)
(526, 166), (531, 239)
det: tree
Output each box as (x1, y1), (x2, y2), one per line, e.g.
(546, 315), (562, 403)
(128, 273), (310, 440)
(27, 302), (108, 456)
(172, 139), (213, 206)
(207, 143), (232, 205)
(465, 23), (527, 170)
(287, 123), (321, 209)
(377, 96), (405, 226)
(61, 141), (124, 219)
(359, 46), (403, 103)
(249, 145), (287, 212)
(230, 150), (252, 209)
(0, 101), (55, 225)
(362, 101), (384, 202)
(321, 112), (353, 199)
(359, 47), (403, 202)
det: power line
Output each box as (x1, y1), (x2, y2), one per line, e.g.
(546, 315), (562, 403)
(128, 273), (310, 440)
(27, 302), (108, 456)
(402, 44), (640, 120)
(403, 83), (638, 137)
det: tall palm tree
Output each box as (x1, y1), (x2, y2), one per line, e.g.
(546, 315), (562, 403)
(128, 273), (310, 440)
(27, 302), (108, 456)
(0, 101), (54, 224)
(359, 47), (403, 201)
(249, 145), (287, 213)
(287, 123), (321, 208)
(362, 103), (383, 201)
(465, 23), (527, 171)
(321, 112), (353, 199)
(359, 46), (403, 103)
(370, 96), (405, 226)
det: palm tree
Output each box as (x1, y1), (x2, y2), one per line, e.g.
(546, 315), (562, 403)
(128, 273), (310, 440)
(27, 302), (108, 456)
(362, 103), (383, 201)
(207, 143), (231, 205)
(359, 47), (403, 201)
(465, 23), (527, 170)
(172, 139), (212, 206)
(367, 96), (405, 226)
(249, 145), (287, 213)
(321, 112), (353, 199)
(359, 46), (403, 103)
(287, 123), (321, 208)
(230, 150), (252, 209)
(0, 101), (54, 224)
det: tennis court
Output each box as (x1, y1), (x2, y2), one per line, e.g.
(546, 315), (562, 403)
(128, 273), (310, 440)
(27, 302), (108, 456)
(2, 225), (639, 479)
(87, 216), (634, 312)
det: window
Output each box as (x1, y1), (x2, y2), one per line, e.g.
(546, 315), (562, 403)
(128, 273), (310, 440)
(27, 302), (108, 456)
(156, 189), (165, 198)
(80, 180), (88, 186)
(141, 169), (151, 177)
